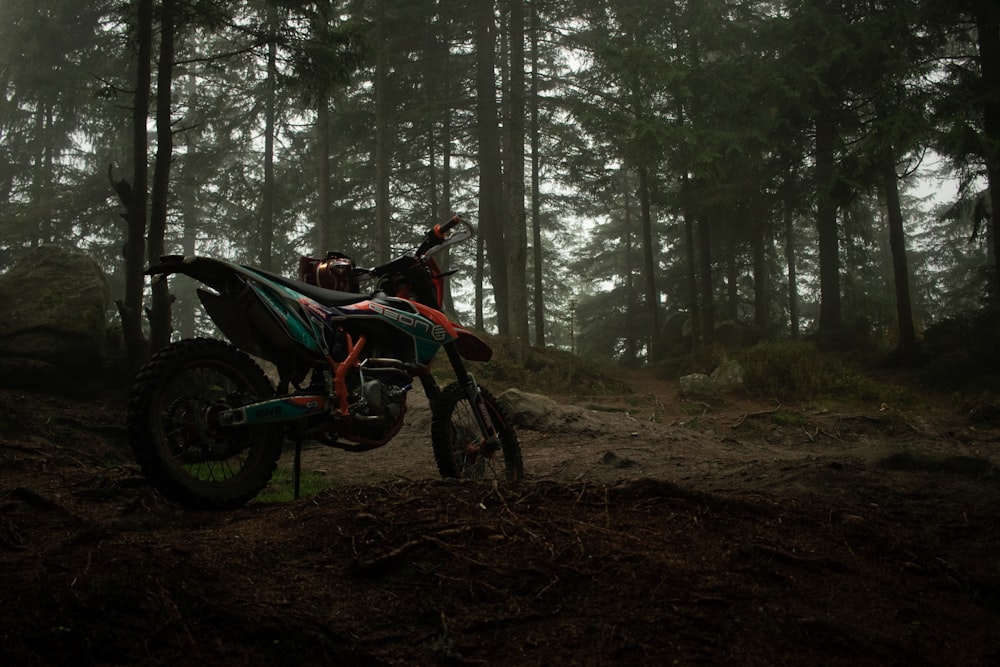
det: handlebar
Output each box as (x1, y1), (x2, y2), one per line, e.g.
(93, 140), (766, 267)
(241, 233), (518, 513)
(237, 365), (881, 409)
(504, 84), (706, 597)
(417, 213), (471, 257)
(348, 215), (472, 302)
(436, 214), (464, 237)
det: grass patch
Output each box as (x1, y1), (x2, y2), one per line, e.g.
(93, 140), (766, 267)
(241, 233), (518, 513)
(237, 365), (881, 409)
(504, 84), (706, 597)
(255, 467), (333, 503)
(771, 410), (809, 427)
(453, 334), (630, 396)
(737, 340), (914, 405)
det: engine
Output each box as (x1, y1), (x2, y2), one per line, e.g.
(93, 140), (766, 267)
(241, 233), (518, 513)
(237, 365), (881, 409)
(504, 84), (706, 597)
(349, 359), (411, 440)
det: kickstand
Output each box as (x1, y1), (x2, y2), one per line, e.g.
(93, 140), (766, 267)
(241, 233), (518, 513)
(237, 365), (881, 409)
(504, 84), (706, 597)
(293, 439), (302, 500)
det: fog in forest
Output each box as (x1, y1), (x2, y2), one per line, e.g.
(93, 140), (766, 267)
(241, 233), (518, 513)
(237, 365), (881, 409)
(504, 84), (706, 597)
(2, 0), (998, 372)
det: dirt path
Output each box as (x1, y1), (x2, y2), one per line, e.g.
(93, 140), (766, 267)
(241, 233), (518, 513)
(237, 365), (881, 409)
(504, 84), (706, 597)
(2, 373), (1000, 665)
(298, 369), (998, 497)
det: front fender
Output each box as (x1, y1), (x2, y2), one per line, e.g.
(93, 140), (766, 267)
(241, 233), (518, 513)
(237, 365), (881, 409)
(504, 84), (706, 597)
(454, 326), (492, 362)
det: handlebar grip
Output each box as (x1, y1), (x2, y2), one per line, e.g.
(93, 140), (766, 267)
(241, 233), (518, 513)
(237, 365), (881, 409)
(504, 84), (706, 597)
(432, 214), (464, 239)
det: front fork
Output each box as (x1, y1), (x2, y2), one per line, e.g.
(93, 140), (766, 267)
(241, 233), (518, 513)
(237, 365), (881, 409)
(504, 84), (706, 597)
(443, 341), (500, 454)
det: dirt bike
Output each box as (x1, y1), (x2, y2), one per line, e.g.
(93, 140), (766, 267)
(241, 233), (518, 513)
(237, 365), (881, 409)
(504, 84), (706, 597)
(126, 214), (523, 509)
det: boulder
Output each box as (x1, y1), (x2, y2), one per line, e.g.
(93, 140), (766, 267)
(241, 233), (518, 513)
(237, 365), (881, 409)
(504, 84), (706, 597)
(711, 360), (745, 391)
(0, 245), (110, 374)
(497, 388), (558, 429)
(679, 372), (715, 398)
(680, 360), (745, 398)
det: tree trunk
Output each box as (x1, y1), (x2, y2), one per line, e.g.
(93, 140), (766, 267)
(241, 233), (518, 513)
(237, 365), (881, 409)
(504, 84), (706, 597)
(682, 172), (701, 348)
(430, 18), (457, 319)
(881, 149), (917, 354)
(475, 230), (485, 330)
(637, 164), (660, 359)
(698, 214), (714, 344)
(147, 0), (177, 354)
(374, 0), (391, 262)
(428, 133), (438, 226)
(623, 172), (638, 366)
(476, 0), (509, 334)
(752, 214), (769, 332)
(529, 1), (545, 348)
(119, 0), (153, 375)
(506, 0), (529, 359)
(177, 74), (199, 340)
(440, 83), (457, 317)
(259, 2), (278, 271)
(438, 104), (452, 226)
(316, 95), (332, 254)
(725, 235), (738, 322)
(973, 0), (1000, 303)
(32, 104), (54, 245)
(815, 106), (842, 336)
(783, 180), (800, 338)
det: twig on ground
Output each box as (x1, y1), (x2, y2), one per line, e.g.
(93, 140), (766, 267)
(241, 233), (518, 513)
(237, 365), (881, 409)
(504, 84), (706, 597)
(732, 406), (781, 429)
(351, 525), (477, 576)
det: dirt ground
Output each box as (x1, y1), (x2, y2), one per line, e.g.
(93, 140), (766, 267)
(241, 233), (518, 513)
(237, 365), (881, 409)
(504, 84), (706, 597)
(1, 368), (1000, 666)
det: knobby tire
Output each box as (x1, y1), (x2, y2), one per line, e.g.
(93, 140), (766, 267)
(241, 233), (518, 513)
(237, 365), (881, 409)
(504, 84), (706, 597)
(430, 382), (524, 482)
(126, 337), (283, 509)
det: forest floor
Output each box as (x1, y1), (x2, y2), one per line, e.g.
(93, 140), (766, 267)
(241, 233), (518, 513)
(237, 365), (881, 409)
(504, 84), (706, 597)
(2, 367), (1000, 665)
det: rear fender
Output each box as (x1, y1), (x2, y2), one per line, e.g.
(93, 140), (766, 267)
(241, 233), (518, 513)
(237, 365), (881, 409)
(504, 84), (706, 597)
(150, 255), (326, 358)
(147, 255), (262, 293)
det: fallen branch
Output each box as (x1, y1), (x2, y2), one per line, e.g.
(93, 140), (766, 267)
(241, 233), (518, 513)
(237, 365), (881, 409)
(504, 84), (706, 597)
(731, 406), (781, 429)
(351, 525), (477, 576)
(682, 399), (713, 415)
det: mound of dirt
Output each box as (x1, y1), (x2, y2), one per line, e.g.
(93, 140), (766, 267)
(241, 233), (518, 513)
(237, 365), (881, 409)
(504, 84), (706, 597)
(2, 373), (1000, 665)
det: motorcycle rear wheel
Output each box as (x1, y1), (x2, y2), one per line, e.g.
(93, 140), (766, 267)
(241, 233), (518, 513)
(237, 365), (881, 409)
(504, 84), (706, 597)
(431, 382), (524, 482)
(127, 337), (283, 509)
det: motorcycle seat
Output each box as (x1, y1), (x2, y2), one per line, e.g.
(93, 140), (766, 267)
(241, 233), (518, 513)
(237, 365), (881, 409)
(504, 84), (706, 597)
(252, 268), (372, 307)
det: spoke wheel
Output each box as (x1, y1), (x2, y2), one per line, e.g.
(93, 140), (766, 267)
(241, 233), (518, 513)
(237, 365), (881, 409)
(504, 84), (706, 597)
(431, 382), (523, 482)
(127, 338), (283, 509)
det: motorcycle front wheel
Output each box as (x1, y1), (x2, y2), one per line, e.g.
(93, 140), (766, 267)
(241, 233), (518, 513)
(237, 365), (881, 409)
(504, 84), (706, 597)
(127, 337), (283, 509)
(431, 382), (524, 482)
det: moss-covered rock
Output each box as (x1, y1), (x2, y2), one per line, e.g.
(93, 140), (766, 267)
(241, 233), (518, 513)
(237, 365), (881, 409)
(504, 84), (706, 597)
(0, 245), (110, 374)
